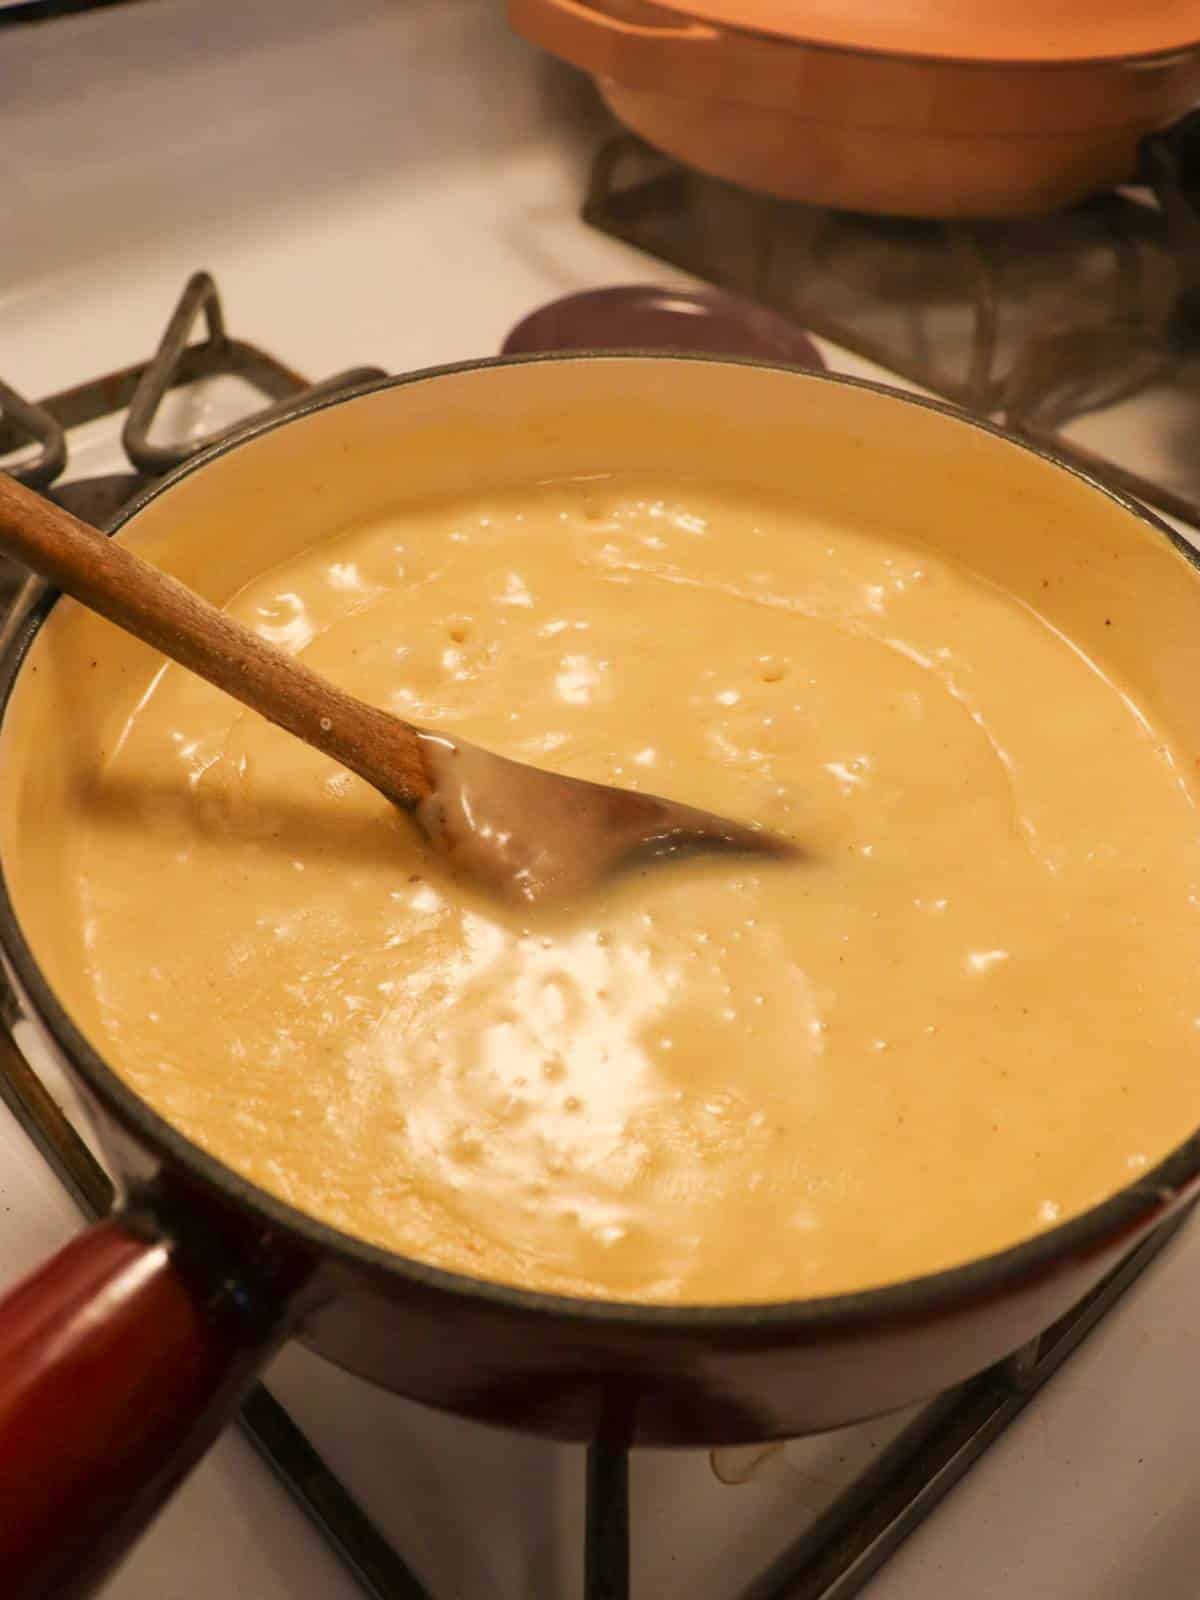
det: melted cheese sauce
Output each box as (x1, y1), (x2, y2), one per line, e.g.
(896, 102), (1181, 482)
(72, 479), (1200, 1302)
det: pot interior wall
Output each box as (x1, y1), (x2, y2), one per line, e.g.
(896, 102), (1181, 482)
(3, 357), (1199, 1139)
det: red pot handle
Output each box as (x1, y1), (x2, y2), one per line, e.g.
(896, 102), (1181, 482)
(0, 1207), (299, 1600)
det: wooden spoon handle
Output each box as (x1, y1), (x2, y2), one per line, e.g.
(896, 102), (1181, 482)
(0, 473), (432, 807)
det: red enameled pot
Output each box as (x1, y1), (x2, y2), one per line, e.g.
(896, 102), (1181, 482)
(0, 355), (1198, 1598)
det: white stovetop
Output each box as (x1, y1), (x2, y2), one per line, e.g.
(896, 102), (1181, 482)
(5, 2), (1200, 1596)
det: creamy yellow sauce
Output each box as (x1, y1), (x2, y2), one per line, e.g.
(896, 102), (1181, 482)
(69, 477), (1200, 1302)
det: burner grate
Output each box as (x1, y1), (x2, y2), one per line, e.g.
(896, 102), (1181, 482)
(585, 131), (1200, 528)
(0, 271), (384, 518)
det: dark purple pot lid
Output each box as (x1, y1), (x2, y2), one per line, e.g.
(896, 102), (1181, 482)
(501, 285), (826, 369)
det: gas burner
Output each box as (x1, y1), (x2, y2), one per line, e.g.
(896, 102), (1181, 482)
(584, 131), (1200, 528)
(502, 283), (826, 368)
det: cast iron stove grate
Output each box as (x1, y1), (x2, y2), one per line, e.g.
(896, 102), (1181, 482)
(0, 273), (1189, 1600)
(583, 116), (1200, 531)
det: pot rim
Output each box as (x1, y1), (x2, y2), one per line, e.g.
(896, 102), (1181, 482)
(3, 350), (1199, 1333)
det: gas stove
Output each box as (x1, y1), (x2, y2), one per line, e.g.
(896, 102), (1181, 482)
(5, 4), (1200, 1599)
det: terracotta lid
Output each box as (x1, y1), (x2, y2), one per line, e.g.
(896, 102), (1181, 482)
(646, 0), (1200, 63)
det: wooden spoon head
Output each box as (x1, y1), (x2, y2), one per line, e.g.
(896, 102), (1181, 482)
(414, 733), (798, 907)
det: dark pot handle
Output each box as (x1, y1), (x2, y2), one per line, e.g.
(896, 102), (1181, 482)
(0, 1206), (297, 1599)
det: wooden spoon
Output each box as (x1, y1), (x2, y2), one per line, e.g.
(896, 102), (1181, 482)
(0, 473), (797, 906)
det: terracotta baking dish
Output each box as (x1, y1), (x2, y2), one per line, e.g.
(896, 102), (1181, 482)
(508, 0), (1200, 216)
